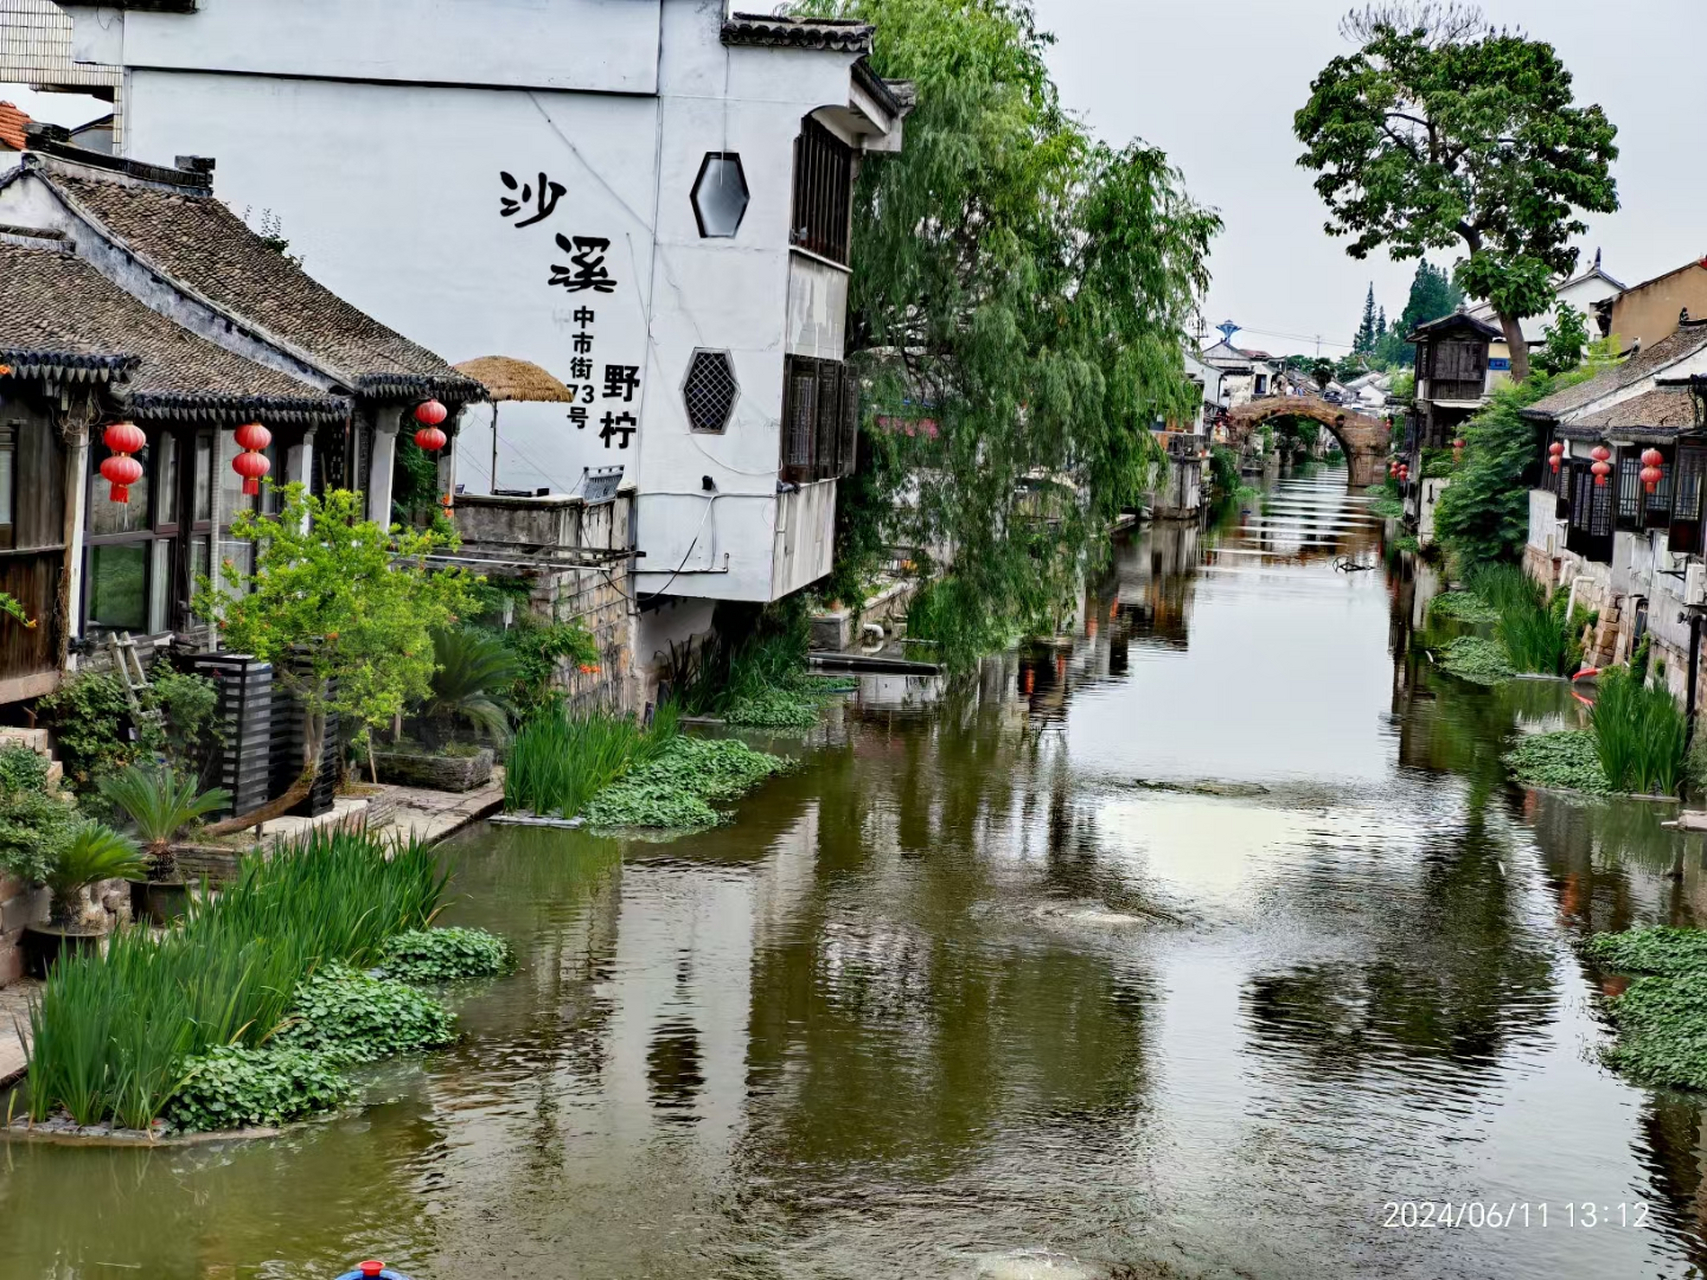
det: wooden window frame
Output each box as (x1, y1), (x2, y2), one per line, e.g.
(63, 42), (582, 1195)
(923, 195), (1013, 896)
(790, 116), (853, 266)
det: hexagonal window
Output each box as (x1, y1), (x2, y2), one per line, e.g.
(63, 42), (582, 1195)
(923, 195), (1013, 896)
(691, 153), (749, 238)
(683, 349), (739, 434)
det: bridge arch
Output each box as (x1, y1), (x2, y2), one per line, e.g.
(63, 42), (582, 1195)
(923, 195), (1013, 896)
(1226, 397), (1389, 487)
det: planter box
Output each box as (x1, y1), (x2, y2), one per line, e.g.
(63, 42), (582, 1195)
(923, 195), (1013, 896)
(172, 844), (247, 886)
(372, 747), (494, 793)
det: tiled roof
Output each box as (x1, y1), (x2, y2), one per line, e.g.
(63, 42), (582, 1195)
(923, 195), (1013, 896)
(722, 13), (874, 52)
(1524, 322), (1707, 421)
(42, 169), (482, 402)
(0, 102), (28, 152)
(1567, 386), (1697, 434)
(0, 242), (350, 427)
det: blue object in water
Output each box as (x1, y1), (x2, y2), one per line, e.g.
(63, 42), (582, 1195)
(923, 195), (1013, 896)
(333, 1264), (411, 1280)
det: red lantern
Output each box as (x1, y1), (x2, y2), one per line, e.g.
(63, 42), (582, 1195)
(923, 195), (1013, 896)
(414, 424), (448, 453)
(1549, 440), (1565, 473)
(414, 399), (448, 427)
(1642, 447), (1665, 468)
(1641, 464), (1664, 492)
(1397, 463), (1409, 482)
(100, 421), (146, 503)
(1452, 436), (1467, 463)
(230, 421), (272, 496)
(1591, 444), (1612, 488)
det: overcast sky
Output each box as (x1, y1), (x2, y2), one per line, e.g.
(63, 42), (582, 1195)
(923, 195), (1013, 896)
(1035, 0), (1706, 356)
(7, 1), (1701, 358)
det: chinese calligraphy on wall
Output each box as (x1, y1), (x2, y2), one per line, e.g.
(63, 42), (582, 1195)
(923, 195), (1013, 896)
(500, 169), (639, 449)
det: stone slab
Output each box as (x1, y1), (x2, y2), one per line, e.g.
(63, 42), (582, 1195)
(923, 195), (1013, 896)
(0, 977), (38, 1086)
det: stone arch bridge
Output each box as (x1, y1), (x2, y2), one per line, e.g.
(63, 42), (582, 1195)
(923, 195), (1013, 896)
(1227, 397), (1389, 487)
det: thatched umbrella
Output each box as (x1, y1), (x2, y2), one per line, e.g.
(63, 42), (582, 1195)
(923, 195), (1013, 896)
(453, 356), (575, 491)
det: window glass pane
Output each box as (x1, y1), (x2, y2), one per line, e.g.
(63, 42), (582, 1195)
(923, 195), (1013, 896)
(190, 536), (210, 590)
(194, 433), (214, 523)
(218, 537), (253, 599)
(90, 441), (151, 535)
(150, 539), (173, 634)
(157, 432), (179, 527)
(89, 544), (148, 631)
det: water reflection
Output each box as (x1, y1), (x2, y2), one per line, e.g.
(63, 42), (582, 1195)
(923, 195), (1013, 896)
(11, 469), (1707, 1278)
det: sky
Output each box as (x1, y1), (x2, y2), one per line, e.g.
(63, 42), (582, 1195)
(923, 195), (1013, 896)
(1033, 0), (1707, 357)
(5, 1), (1702, 359)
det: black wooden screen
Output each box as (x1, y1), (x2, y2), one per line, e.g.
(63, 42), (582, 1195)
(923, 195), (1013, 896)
(1671, 444), (1707, 555)
(791, 117), (853, 265)
(781, 356), (859, 483)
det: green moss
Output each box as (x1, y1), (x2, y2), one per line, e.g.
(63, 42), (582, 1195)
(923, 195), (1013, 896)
(1437, 635), (1515, 686)
(1502, 730), (1612, 794)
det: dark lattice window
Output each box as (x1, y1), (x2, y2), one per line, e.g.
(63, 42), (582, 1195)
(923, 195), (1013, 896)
(791, 116), (853, 265)
(1671, 444), (1707, 555)
(780, 356), (858, 483)
(1646, 444), (1675, 530)
(683, 350), (738, 434)
(1615, 447), (1643, 531)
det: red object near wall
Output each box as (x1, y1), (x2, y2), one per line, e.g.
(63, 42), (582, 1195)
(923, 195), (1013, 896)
(414, 425), (448, 452)
(413, 399), (448, 427)
(100, 421), (146, 502)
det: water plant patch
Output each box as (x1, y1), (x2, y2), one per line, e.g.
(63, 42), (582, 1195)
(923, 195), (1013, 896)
(1502, 730), (1612, 795)
(1582, 928), (1707, 1092)
(277, 966), (455, 1063)
(581, 736), (785, 829)
(1428, 591), (1500, 624)
(1437, 635), (1514, 686)
(166, 1045), (354, 1132)
(381, 926), (513, 983)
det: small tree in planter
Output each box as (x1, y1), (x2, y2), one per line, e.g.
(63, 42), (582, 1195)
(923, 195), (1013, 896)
(24, 823), (146, 975)
(194, 485), (477, 828)
(98, 764), (230, 919)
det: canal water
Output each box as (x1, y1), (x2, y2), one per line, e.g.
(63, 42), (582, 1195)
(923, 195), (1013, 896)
(6, 466), (1707, 1279)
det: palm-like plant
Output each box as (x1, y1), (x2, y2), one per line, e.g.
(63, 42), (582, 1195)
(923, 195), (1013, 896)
(421, 628), (519, 748)
(97, 764), (231, 881)
(46, 823), (146, 925)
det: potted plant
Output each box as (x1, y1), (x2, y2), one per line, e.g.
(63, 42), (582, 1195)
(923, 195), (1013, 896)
(97, 763), (231, 923)
(22, 823), (145, 976)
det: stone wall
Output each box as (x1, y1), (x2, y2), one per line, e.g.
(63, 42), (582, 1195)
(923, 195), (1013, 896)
(455, 487), (637, 714)
(0, 872), (47, 986)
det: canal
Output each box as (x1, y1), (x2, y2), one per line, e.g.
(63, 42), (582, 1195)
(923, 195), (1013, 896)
(5, 466), (1707, 1279)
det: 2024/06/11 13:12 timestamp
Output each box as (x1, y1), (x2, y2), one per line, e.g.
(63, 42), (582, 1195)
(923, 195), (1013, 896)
(1383, 1202), (1652, 1229)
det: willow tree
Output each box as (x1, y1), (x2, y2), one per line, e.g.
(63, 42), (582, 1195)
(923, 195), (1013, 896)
(1294, 4), (1618, 381)
(809, 0), (1218, 662)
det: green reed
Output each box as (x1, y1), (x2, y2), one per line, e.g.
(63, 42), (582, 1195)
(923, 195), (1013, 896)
(24, 828), (445, 1129)
(1592, 667), (1688, 797)
(503, 706), (679, 819)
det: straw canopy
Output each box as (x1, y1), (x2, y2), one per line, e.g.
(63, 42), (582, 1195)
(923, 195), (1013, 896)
(452, 356), (574, 404)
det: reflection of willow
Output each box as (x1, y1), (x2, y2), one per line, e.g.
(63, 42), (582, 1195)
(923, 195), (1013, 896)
(427, 826), (623, 1168)
(733, 699), (1153, 1187)
(1243, 793), (1556, 1084)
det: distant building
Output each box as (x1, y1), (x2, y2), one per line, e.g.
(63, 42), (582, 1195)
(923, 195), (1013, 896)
(1601, 258), (1707, 352)
(1199, 338), (1279, 407)
(1405, 310), (1502, 447)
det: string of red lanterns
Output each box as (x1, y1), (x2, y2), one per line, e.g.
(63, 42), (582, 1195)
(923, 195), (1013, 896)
(100, 422), (146, 503)
(1640, 447), (1665, 494)
(1452, 436), (1467, 464)
(231, 422), (272, 496)
(413, 399), (448, 452)
(1590, 444), (1612, 487)
(1549, 440), (1565, 473)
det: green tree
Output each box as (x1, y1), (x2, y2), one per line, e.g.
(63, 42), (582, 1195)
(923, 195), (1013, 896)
(810, 0), (1218, 662)
(1381, 259), (1464, 365)
(1311, 358), (1336, 391)
(1295, 4), (1619, 381)
(1537, 301), (1589, 377)
(195, 484), (476, 823)
(1353, 283), (1380, 354)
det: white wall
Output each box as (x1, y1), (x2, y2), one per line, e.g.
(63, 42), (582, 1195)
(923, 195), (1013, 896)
(65, 0), (662, 94)
(103, 0), (868, 603)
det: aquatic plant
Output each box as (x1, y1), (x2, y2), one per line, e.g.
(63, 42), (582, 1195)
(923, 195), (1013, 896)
(1437, 635), (1514, 686)
(1586, 927), (1707, 978)
(1501, 730), (1611, 794)
(1428, 591), (1499, 624)
(25, 828), (446, 1129)
(1591, 668), (1688, 797)
(1580, 933), (1707, 1093)
(1366, 495), (1404, 520)
(581, 736), (785, 829)
(380, 926), (513, 983)
(276, 966), (454, 1063)
(503, 707), (678, 818)
(165, 1045), (353, 1132)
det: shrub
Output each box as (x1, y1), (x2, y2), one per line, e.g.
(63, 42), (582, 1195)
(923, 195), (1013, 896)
(0, 785), (80, 885)
(1502, 730), (1611, 794)
(380, 927), (513, 983)
(498, 619), (600, 714)
(166, 1045), (354, 1132)
(278, 966), (455, 1063)
(0, 744), (51, 793)
(38, 670), (222, 787)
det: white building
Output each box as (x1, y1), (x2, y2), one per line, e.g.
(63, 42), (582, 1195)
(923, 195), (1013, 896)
(30, 0), (910, 662)
(1198, 337), (1279, 408)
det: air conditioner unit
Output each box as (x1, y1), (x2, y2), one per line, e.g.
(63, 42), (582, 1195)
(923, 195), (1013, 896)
(1685, 561), (1707, 608)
